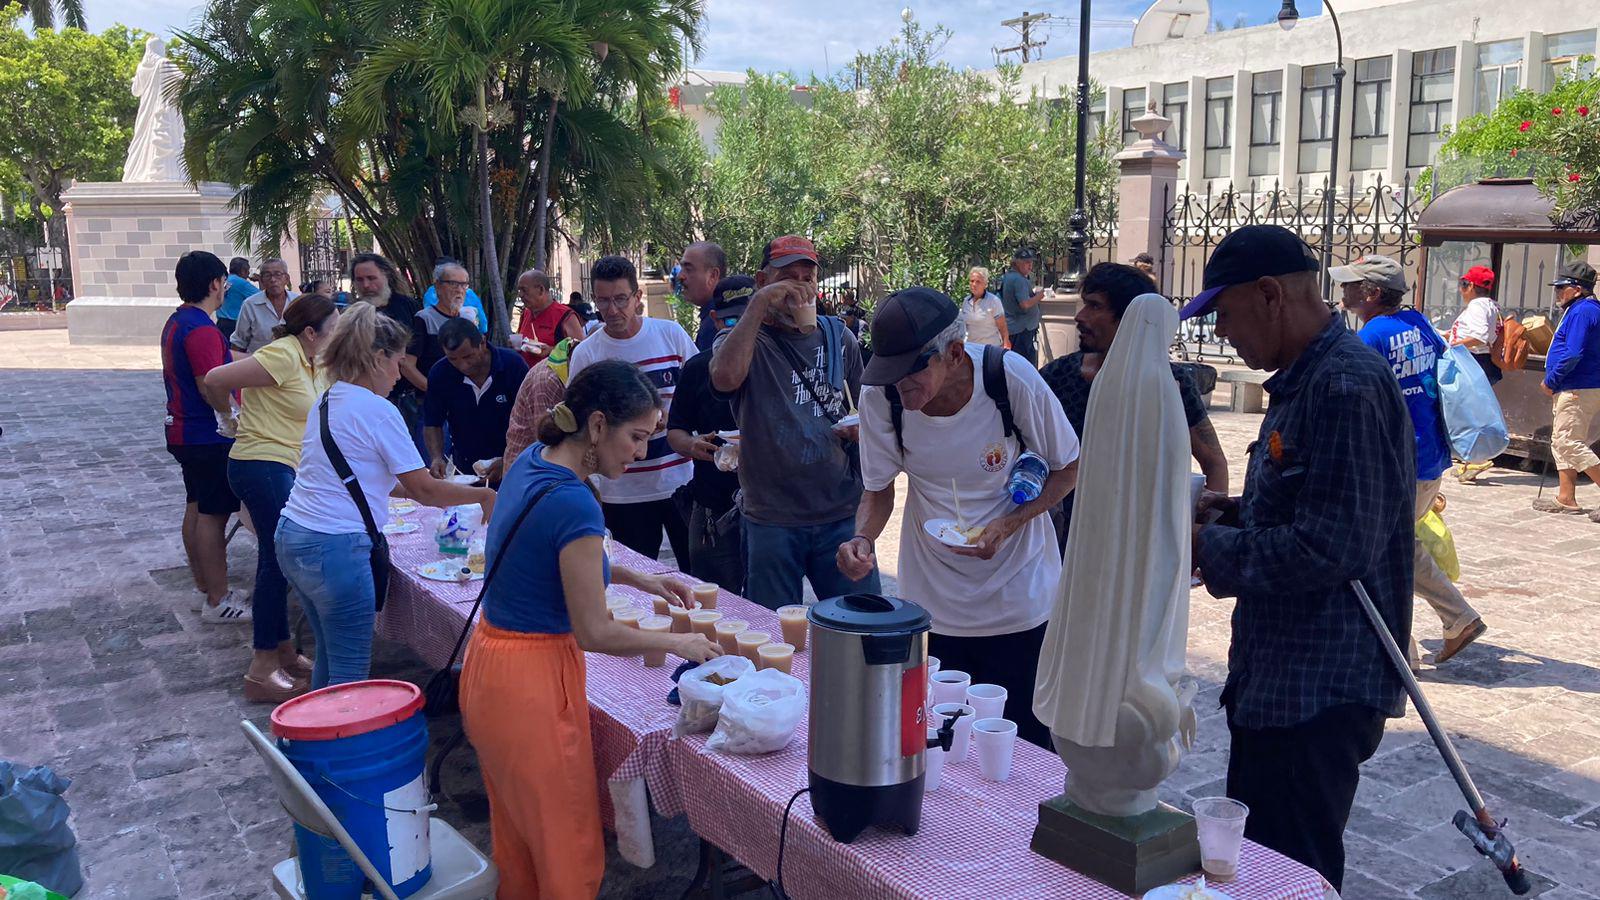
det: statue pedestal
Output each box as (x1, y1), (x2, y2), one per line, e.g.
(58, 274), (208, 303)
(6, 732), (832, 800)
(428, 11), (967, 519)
(1031, 795), (1200, 895)
(61, 181), (249, 345)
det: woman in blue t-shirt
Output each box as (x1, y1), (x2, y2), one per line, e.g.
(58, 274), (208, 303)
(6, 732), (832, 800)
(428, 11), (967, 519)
(459, 359), (721, 899)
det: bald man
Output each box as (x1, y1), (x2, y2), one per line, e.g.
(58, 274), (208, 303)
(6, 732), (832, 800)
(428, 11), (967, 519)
(514, 268), (585, 365)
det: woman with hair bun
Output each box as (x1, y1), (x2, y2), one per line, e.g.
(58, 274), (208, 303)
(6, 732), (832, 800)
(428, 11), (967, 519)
(460, 358), (721, 899)
(206, 293), (339, 701)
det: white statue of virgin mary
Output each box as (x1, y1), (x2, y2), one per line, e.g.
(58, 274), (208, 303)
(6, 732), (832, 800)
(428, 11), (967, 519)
(122, 36), (188, 183)
(1033, 292), (1196, 818)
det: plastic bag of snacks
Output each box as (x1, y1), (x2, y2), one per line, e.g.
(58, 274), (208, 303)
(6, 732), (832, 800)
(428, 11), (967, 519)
(706, 668), (807, 754)
(672, 656), (755, 738)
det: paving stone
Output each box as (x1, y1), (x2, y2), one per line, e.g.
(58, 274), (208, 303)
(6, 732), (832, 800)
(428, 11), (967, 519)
(1416, 861), (1559, 899)
(78, 824), (179, 900)
(132, 734), (201, 781)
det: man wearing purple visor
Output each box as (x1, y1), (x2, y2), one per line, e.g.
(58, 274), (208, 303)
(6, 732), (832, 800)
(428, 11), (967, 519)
(1186, 225), (1417, 891)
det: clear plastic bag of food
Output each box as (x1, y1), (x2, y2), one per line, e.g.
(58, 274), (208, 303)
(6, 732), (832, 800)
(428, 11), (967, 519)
(672, 655), (755, 738)
(705, 668), (806, 754)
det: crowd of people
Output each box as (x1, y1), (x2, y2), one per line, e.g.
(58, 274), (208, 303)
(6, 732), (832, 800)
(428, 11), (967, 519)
(158, 227), (1600, 897)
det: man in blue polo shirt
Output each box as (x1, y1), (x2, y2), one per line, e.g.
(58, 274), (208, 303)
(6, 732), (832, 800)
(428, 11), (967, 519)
(1333, 254), (1486, 667)
(217, 257), (254, 340)
(423, 317), (529, 485)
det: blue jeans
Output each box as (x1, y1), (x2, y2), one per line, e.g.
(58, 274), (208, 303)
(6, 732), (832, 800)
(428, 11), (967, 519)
(276, 516), (376, 689)
(227, 457), (296, 651)
(743, 516), (880, 611)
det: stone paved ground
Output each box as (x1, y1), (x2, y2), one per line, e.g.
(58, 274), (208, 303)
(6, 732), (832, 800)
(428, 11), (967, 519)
(1, 332), (1597, 899)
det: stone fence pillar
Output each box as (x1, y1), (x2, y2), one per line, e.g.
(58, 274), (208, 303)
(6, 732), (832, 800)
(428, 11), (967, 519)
(1115, 108), (1185, 295)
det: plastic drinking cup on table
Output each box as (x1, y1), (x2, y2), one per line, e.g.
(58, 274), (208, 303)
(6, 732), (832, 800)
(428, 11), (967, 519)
(689, 610), (723, 638)
(1192, 796), (1249, 881)
(668, 604), (693, 634)
(758, 642), (794, 673)
(639, 615), (672, 667)
(691, 583), (720, 610)
(651, 595), (671, 616)
(972, 717), (1017, 782)
(736, 630), (770, 662)
(776, 605), (809, 650)
(930, 670), (971, 706)
(714, 619), (749, 654)
(613, 608), (644, 629)
(931, 702), (975, 763)
(965, 683), (1007, 721)
(924, 726), (945, 792)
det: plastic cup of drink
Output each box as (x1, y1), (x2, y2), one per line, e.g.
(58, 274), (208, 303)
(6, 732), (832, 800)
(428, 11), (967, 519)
(930, 670), (971, 707)
(931, 702), (975, 764)
(776, 605), (809, 651)
(651, 595), (671, 616)
(714, 619), (748, 654)
(965, 683), (1007, 721)
(613, 608), (644, 629)
(1192, 797), (1249, 881)
(606, 595), (632, 616)
(972, 718), (1018, 782)
(758, 642), (795, 673)
(927, 656), (941, 678)
(691, 583), (720, 610)
(668, 604), (693, 634)
(736, 630), (770, 662)
(639, 615), (672, 667)
(923, 726), (945, 792)
(689, 610), (722, 638)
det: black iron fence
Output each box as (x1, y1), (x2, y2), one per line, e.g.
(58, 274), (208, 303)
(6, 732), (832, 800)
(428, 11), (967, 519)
(1161, 175), (1420, 363)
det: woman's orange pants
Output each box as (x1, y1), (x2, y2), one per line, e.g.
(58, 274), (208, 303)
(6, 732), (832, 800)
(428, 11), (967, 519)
(460, 620), (604, 899)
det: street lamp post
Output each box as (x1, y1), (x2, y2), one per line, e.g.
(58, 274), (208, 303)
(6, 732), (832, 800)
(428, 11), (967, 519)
(1278, 0), (1345, 300)
(1066, 0), (1092, 287)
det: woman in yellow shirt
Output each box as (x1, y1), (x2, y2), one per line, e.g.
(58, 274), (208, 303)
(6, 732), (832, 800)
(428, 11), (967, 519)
(205, 293), (339, 702)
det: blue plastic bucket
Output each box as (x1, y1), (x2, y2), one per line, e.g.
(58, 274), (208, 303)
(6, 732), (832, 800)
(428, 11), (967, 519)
(271, 680), (432, 899)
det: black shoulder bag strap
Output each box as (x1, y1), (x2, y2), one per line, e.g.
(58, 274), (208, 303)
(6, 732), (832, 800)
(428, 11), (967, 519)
(773, 330), (843, 425)
(422, 479), (561, 718)
(320, 392), (393, 611)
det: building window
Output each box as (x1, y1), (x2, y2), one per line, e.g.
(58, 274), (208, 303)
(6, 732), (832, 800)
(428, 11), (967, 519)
(1204, 77), (1233, 179)
(1476, 39), (1522, 115)
(1353, 56), (1391, 138)
(1121, 88), (1147, 145)
(1545, 29), (1597, 84)
(1300, 64), (1336, 141)
(1089, 93), (1107, 138)
(1162, 82), (1188, 148)
(1408, 48), (1455, 167)
(1249, 71), (1283, 146)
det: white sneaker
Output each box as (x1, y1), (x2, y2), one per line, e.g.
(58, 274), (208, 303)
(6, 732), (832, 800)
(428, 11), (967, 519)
(200, 590), (253, 624)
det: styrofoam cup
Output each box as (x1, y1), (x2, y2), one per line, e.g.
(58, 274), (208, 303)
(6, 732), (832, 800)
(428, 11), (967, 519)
(931, 702), (975, 763)
(973, 717), (1018, 782)
(965, 683), (1007, 721)
(923, 726), (945, 792)
(930, 669), (971, 707)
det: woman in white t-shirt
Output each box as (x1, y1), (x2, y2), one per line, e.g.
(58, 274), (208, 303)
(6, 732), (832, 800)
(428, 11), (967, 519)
(277, 304), (496, 688)
(1448, 265), (1504, 385)
(961, 267), (1010, 349)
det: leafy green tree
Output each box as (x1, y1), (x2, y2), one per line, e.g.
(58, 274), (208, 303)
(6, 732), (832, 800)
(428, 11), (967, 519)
(14, 0), (83, 31)
(175, 0), (700, 343)
(0, 10), (141, 255)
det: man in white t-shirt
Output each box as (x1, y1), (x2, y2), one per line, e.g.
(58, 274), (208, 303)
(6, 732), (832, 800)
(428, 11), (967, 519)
(837, 287), (1080, 747)
(568, 255), (697, 563)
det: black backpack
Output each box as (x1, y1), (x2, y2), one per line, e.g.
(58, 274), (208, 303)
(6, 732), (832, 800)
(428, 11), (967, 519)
(884, 344), (1025, 454)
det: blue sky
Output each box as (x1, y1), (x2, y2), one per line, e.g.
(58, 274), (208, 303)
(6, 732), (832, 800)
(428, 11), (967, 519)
(79, 0), (1322, 75)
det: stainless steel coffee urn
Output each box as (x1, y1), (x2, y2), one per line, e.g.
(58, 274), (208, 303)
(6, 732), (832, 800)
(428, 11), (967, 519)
(808, 593), (949, 843)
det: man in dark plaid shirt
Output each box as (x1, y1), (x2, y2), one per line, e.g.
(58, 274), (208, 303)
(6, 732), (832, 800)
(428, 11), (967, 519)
(1184, 226), (1414, 893)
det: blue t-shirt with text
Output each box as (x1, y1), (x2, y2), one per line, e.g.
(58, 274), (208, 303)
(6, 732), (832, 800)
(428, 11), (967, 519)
(483, 443), (610, 634)
(1358, 308), (1451, 481)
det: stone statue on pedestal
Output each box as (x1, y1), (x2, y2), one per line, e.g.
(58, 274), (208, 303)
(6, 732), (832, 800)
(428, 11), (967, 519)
(1030, 293), (1200, 893)
(123, 36), (187, 183)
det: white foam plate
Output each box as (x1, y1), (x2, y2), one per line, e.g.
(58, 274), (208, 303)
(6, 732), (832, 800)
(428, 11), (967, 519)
(388, 500), (419, 515)
(445, 474), (480, 486)
(923, 518), (983, 548)
(835, 413), (860, 428)
(1142, 881), (1236, 900)
(416, 559), (483, 582)
(383, 521), (419, 535)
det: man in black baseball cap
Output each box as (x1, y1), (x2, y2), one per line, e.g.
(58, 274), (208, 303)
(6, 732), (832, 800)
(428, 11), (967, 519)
(1539, 259), (1600, 517)
(842, 285), (1080, 748)
(1189, 224), (1416, 891)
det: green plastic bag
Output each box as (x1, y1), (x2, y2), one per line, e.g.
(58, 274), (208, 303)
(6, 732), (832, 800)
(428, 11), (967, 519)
(1416, 509), (1460, 582)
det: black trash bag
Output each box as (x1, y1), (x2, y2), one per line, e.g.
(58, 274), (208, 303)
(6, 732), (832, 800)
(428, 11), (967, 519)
(0, 762), (83, 897)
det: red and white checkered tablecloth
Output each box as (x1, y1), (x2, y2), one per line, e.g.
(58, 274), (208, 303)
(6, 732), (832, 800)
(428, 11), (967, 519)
(379, 510), (1329, 897)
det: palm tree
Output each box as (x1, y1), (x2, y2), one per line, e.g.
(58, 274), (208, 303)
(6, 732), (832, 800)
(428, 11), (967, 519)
(17, 0), (86, 31)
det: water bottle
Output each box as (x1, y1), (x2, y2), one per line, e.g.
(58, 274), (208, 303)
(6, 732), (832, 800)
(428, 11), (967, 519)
(1007, 451), (1049, 505)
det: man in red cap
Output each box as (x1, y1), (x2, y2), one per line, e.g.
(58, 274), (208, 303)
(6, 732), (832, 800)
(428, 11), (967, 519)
(710, 235), (879, 608)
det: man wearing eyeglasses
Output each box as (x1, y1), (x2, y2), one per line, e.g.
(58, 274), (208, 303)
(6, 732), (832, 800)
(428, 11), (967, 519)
(229, 258), (299, 354)
(666, 276), (754, 590)
(710, 234), (878, 609)
(567, 254), (699, 562)
(412, 261), (477, 386)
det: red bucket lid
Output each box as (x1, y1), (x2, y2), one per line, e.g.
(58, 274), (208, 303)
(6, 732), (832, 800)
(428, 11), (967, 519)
(271, 679), (424, 741)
